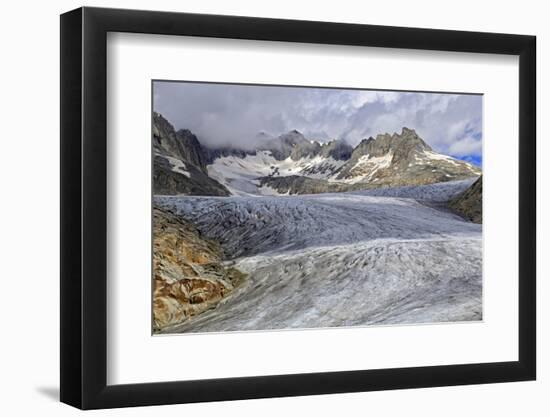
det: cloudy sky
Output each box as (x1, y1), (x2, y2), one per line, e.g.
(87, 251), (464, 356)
(153, 81), (482, 166)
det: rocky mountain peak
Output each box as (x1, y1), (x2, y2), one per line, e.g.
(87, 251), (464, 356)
(152, 114), (229, 196)
(174, 129), (207, 172)
(351, 137), (375, 156)
(362, 136), (376, 145)
(350, 128), (431, 160)
(153, 112), (178, 153)
(394, 127), (430, 147)
(153, 113), (207, 171)
(389, 127), (432, 166)
(335, 128), (478, 185)
(153, 112), (480, 196)
(279, 129), (308, 145)
(319, 139), (354, 160)
(260, 130), (311, 160)
(289, 140), (321, 161)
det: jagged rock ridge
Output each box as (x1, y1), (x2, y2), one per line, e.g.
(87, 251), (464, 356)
(153, 113), (230, 196)
(335, 127), (479, 186)
(153, 113), (480, 196)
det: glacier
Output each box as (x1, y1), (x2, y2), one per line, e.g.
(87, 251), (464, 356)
(155, 179), (482, 333)
(207, 150), (346, 195)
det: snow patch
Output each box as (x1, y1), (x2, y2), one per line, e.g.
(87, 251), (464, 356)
(161, 154), (190, 177)
(343, 152), (393, 183)
(207, 151), (346, 195)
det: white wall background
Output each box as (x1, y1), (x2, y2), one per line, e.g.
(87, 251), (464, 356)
(0, 0), (545, 415)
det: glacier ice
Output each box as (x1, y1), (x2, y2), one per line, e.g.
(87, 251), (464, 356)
(155, 180), (482, 333)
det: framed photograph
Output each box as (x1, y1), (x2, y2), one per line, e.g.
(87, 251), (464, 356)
(60, 6), (536, 409)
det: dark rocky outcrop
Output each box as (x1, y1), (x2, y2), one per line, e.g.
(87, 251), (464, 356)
(449, 176), (482, 223)
(258, 175), (368, 195)
(261, 129), (311, 160)
(153, 113), (229, 196)
(153, 113), (206, 173)
(203, 146), (256, 164)
(259, 130), (352, 161)
(319, 139), (354, 160)
(153, 155), (230, 196)
(173, 129), (208, 172)
(289, 140), (322, 160)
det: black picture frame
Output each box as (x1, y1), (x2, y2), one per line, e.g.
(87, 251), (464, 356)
(60, 6), (536, 410)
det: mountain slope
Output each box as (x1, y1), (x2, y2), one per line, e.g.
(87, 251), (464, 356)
(263, 129), (312, 160)
(206, 127), (480, 195)
(153, 113), (480, 196)
(449, 176), (482, 223)
(336, 127), (480, 186)
(153, 113), (230, 196)
(319, 139), (353, 160)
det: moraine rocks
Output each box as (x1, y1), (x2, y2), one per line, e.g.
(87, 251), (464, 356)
(448, 176), (482, 223)
(153, 207), (246, 332)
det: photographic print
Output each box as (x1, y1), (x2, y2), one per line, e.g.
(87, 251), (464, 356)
(152, 81), (482, 335)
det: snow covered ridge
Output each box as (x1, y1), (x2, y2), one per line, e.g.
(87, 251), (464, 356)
(205, 147), (480, 196)
(153, 112), (481, 197)
(154, 182), (482, 333)
(207, 151), (347, 195)
(204, 127), (481, 196)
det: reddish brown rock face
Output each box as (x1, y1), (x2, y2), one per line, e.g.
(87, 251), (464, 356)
(153, 207), (246, 332)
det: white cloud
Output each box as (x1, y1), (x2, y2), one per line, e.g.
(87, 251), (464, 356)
(448, 136), (483, 157)
(153, 81), (482, 158)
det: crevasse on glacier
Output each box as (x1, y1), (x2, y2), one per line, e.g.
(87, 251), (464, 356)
(155, 180), (482, 333)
